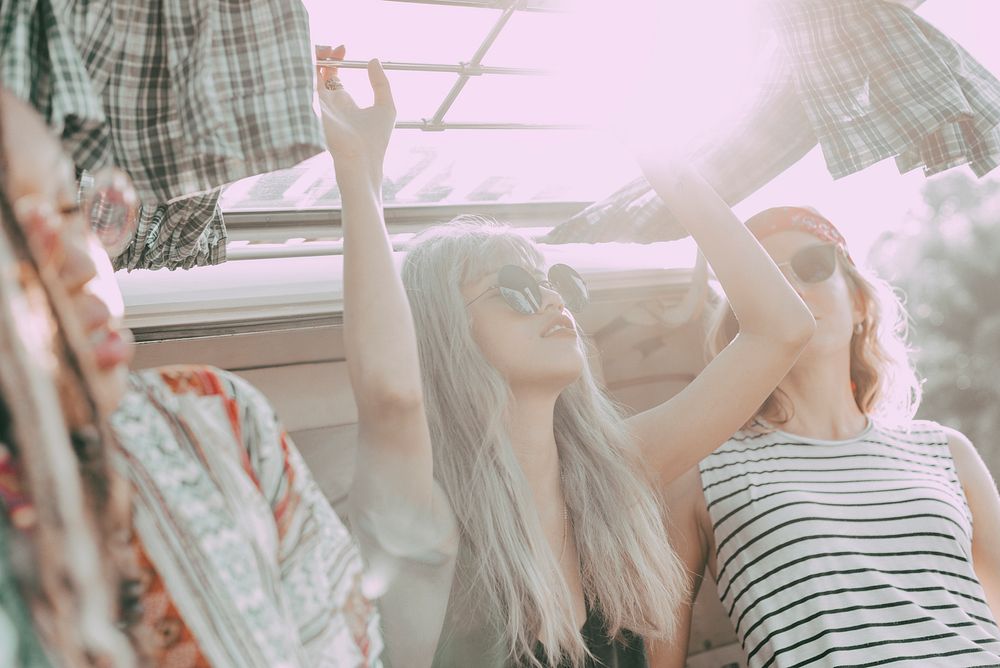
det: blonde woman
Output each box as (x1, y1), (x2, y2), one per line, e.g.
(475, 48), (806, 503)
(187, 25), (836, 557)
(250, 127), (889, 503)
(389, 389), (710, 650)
(652, 207), (1000, 668)
(320, 48), (814, 668)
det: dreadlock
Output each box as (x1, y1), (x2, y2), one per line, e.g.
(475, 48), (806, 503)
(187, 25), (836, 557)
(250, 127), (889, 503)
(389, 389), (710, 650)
(0, 91), (143, 667)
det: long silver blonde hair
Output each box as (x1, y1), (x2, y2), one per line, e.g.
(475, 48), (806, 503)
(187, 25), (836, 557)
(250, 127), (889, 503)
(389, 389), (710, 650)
(401, 217), (688, 666)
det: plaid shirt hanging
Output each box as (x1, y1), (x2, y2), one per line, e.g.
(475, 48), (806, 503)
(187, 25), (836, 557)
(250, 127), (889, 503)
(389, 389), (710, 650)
(775, 0), (1000, 179)
(1, 0), (325, 270)
(546, 0), (1000, 244)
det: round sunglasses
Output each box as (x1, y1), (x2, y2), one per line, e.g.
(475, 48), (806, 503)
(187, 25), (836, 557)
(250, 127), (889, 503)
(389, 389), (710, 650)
(465, 263), (589, 315)
(78, 168), (139, 254)
(777, 243), (840, 285)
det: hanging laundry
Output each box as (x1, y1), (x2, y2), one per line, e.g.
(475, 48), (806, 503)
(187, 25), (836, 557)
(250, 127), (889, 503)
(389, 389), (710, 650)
(545, 0), (1000, 244)
(0, 0), (325, 269)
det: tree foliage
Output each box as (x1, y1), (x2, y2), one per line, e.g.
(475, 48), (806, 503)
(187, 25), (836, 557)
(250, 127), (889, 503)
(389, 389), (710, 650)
(870, 172), (1000, 477)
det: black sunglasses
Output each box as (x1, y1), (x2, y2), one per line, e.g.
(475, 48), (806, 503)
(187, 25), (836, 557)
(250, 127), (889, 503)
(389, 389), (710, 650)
(777, 243), (839, 285)
(465, 263), (589, 315)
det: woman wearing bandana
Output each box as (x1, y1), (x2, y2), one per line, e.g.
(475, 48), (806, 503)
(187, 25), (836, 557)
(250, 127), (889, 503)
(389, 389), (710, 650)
(652, 207), (1000, 668)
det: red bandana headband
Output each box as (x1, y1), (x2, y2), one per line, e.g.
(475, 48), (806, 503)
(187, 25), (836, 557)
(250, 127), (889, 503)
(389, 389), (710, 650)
(745, 206), (855, 266)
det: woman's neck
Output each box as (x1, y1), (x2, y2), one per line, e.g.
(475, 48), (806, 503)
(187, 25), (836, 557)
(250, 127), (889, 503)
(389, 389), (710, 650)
(772, 357), (868, 441)
(507, 389), (565, 510)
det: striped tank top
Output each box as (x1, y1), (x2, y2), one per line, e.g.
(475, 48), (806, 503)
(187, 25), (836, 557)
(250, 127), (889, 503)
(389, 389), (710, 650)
(699, 418), (1000, 668)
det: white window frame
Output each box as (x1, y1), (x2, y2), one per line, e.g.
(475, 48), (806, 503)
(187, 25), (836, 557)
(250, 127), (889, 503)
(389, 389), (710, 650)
(118, 236), (701, 342)
(322, 0), (576, 132)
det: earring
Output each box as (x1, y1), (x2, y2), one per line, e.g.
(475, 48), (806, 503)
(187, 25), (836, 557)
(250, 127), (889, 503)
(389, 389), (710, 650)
(853, 322), (863, 334)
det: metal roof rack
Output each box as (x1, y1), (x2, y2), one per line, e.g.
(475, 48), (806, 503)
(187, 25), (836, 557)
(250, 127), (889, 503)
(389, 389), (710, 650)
(316, 0), (576, 130)
(385, 0), (565, 13)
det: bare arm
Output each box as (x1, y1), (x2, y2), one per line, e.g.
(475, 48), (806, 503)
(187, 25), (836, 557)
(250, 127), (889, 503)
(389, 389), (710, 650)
(627, 163), (815, 482)
(318, 48), (457, 668)
(945, 427), (1000, 619)
(648, 466), (711, 667)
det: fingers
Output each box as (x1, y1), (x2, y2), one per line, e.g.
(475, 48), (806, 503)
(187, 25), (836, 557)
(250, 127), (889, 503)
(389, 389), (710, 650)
(316, 44), (346, 90)
(367, 59), (395, 112)
(316, 43), (345, 72)
(315, 47), (394, 112)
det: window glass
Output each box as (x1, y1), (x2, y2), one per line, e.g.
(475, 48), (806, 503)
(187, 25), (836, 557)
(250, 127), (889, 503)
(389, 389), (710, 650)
(221, 1), (637, 215)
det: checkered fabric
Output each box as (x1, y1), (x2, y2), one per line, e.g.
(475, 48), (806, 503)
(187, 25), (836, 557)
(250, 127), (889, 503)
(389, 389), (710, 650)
(546, 0), (1000, 244)
(774, 0), (1000, 179)
(1, 0), (325, 270)
(112, 190), (226, 271)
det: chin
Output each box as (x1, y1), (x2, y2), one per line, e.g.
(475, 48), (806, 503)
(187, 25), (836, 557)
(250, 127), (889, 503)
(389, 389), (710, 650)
(94, 364), (130, 418)
(798, 333), (853, 361)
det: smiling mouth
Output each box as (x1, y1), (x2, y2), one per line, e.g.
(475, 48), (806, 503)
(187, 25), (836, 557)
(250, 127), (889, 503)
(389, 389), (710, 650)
(542, 322), (576, 338)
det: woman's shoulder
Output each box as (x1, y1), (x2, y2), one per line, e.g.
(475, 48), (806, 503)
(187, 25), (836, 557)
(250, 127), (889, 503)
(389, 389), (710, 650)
(712, 420), (781, 452)
(869, 418), (982, 474)
(123, 365), (277, 431)
(870, 416), (951, 445)
(695, 423), (783, 484)
(128, 365), (259, 403)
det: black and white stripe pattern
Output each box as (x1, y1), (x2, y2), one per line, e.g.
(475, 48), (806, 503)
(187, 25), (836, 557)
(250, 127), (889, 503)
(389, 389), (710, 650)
(700, 419), (1000, 668)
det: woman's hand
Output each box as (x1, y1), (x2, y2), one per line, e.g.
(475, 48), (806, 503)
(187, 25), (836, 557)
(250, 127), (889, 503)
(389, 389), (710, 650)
(316, 45), (396, 184)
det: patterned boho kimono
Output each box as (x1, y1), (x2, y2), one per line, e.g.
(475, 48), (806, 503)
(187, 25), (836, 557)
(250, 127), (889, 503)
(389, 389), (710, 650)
(111, 365), (381, 667)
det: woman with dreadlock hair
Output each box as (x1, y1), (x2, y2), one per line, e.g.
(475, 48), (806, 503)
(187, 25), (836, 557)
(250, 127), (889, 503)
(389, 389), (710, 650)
(0, 92), (143, 666)
(0, 87), (386, 666)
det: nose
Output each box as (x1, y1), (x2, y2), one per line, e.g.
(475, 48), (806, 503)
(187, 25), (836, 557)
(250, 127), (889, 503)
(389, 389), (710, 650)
(61, 235), (99, 292)
(77, 292), (112, 333)
(539, 283), (565, 312)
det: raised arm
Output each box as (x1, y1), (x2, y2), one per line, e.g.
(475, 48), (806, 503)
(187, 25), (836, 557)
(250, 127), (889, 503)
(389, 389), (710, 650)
(318, 47), (456, 667)
(627, 160), (815, 482)
(647, 466), (712, 667)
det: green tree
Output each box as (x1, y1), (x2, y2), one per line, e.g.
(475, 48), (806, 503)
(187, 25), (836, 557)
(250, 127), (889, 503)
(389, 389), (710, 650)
(870, 172), (1000, 477)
